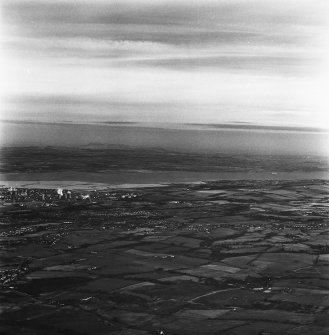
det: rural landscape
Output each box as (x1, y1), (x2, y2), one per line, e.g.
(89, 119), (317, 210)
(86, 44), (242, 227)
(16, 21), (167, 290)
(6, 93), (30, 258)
(1, 147), (329, 334)
(1, 0), (329, 333)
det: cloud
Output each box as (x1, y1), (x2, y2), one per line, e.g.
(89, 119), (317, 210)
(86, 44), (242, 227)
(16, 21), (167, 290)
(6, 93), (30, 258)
(1, 0), (328, 128)
(4, 0), (324, 46)
(3, 0), (325, 76)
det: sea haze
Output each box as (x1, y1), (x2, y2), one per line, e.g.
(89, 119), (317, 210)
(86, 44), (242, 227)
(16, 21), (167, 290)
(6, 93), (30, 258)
(1, 121), (328, 156)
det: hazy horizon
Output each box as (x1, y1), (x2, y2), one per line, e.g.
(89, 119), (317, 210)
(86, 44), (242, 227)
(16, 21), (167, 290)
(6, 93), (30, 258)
(1, 121), (328, 157)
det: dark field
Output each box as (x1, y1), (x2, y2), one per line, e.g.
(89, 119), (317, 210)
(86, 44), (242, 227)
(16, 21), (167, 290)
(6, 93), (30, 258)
(1, 178), (329, 335)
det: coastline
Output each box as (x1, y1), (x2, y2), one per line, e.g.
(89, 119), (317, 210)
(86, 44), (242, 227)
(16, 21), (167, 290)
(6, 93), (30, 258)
(1, 170), (328, 190)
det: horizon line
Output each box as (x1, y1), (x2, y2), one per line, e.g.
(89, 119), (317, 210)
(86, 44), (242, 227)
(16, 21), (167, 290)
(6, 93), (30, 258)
(1, 119), (328, 133)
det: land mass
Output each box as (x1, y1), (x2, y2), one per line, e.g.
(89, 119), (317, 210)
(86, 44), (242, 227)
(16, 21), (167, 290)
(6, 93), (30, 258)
(0, 147), (328, 334)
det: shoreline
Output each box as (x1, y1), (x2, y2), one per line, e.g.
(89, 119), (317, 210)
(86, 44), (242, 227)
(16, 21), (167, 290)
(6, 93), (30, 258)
(1, 170), (328, 190)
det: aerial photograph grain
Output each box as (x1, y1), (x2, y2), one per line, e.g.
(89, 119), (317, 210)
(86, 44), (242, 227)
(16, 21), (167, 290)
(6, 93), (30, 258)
(1, 1), (329, 334)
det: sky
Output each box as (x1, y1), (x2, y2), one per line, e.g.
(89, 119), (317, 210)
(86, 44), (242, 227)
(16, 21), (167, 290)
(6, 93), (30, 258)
(1, 0), (329, 127)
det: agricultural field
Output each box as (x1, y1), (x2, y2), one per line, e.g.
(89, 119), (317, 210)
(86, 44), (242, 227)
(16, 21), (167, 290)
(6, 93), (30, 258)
(1, 179), (329, 334)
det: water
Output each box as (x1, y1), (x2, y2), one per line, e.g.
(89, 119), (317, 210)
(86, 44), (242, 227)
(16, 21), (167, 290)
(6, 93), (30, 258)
(1, 170), (329, 190)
